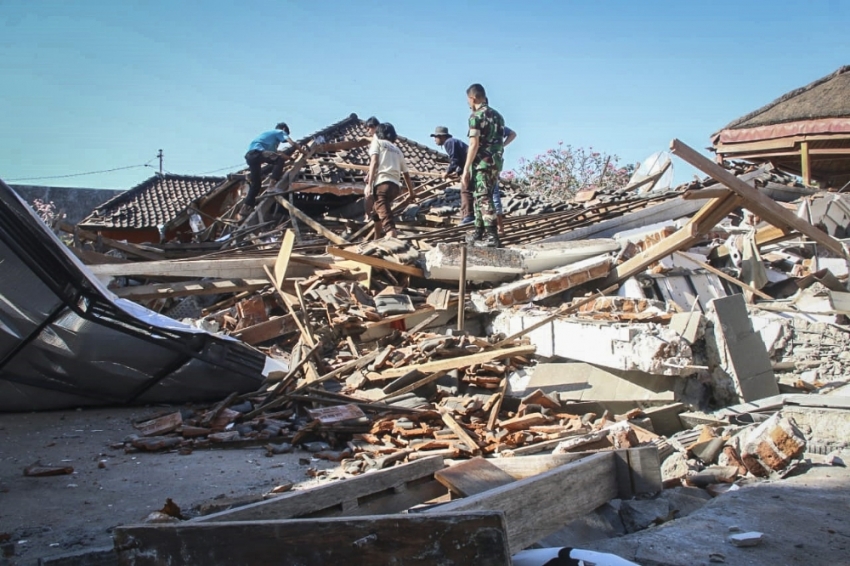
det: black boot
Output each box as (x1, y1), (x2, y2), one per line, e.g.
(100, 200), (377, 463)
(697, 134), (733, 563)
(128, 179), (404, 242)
(475, 225), (500, 248)
(465, 226), (484, 246)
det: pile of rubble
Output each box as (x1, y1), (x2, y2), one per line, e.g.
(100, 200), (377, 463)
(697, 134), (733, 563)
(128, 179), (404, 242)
(6, 130), (850, 565)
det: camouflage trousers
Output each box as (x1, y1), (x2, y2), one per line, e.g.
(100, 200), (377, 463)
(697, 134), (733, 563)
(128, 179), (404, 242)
(472, 167), (500, 228)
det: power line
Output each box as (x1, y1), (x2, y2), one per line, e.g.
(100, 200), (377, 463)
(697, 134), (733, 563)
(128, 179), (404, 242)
(196, 163), (245, 175)
(7, 163), (153, 182)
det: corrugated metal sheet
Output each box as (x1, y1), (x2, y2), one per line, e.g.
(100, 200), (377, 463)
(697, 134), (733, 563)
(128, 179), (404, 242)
(0, 179), (265, 412)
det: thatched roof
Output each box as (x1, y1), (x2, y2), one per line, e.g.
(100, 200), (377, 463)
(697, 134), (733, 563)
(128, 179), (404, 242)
(717, 66), (850, 133)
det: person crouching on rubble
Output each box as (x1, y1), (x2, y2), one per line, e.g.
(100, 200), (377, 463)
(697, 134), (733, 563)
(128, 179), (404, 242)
(362, 116), (381, 222)
(462, 83), (505, 248)
(241, 122), (308, 218)
(365, 123), (415, 239)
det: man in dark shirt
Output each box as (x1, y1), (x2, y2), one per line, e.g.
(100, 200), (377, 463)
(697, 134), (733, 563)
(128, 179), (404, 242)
(431, 126), (474, 225)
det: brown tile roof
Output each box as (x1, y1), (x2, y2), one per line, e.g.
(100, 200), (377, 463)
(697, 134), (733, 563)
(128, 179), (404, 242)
(289, 113), (450, 183)
(79, 174), (225, 230)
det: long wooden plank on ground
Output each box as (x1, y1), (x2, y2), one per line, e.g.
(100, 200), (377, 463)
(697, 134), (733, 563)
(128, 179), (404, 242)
(276, 196), (348, 245)
(114, 512), (510, 566)
(434, 457), (515, 496)
(194, 456), (445, 523)
(371, 345), (536, 380)
(671, 138), (847, 257)
(112, 278), (269, 300)
(426, 451), (618, 553)
(327, 246), (425, 278)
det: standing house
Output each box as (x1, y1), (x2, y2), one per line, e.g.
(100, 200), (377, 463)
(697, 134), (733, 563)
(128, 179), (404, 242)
(711, 65), (850, 189)
(77, 114), (450, 244)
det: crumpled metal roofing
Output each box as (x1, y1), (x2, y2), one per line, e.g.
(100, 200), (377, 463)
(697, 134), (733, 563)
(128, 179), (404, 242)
(0, 179), (265, 412)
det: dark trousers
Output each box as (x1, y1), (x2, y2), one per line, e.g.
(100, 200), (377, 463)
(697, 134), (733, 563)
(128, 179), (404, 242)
(244, 150), (286, 207)
(372, 181), (400, 236)
(460, 183), (473, 220)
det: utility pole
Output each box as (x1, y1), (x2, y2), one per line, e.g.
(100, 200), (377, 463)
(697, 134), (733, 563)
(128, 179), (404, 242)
(157, 149), (163, 175)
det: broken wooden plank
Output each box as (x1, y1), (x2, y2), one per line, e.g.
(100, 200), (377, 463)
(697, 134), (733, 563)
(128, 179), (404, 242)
(372, 345), (536, 380)
(195, 456), (445, 522)
(426, 452), (618, 553)
(112, 278), (269, 300)
(327, 246), (424, 278)
(673, 251), (772, 300)
(603, 192), (742, 286)
(440, 411), (481, 455)
(273, 229), (296, 289)
(134, 412), (182, 437)
(231, 314), (298, 345)
(498, 413), (550, 432)
(671, 138), (847, 257)
(379, 370), (447, 402)
(87, 256), (329, 280)
(114, 512), (509, 566)
(276, 196), (348, 246)
(434, 457), (515, 497)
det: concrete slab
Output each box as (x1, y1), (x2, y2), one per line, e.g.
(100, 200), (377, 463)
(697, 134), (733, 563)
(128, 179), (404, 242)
(709, 294), (779, 402)
(584, 465), (850, 566)
(669, 312), (705, 344)
(527, 363), (676, 402)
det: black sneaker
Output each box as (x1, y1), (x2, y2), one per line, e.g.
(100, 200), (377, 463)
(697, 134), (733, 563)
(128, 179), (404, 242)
(465, 227), (484, 246)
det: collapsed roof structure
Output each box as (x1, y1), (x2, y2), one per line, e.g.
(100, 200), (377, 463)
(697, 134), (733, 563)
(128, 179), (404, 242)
(7, 84), (850, 564)
(712, 65), (850, 188)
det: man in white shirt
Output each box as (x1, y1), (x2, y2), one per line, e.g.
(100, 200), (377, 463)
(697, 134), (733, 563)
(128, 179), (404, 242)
(365, 123), (415, 239)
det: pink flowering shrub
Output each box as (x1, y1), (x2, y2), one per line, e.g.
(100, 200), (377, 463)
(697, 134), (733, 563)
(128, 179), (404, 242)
(504, 142), (634, 202)
(31, 198), (61, 226)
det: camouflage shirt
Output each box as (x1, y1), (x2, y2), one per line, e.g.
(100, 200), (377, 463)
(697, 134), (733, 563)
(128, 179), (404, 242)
(468, 104), (505, 171)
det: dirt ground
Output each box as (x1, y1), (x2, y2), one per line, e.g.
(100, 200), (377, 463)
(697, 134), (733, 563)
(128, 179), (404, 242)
(2, 407), (850, 566)
(0, 406), (338, 565)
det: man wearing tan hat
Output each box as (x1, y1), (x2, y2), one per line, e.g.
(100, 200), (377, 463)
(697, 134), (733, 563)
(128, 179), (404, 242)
(431, 126), (474, 225)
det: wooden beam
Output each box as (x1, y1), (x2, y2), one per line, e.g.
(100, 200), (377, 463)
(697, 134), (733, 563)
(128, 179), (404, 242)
(371, 345), (536, 381)
(276, 196), (348, 246)
(426, 452), (618, 553)
(232, 314), (298, 345)
(801, 140), (811, 185)
(379, 370), (447, 401)
(327, 246), (425, 278)
(195, 456), (445, 522)
(671, 138), (848, 258)
(87, 256), (325, 280)
(114, 512), (510, 566)
(112, 278), (269, 300)
(673, 252), (772, 300)
(440, 411), (481, 455)
(434, 457), (515, 497)
(274, 230), (295, 289)
(603, 192), (742, 286)
(682, 188), (732, 200)
(713, 225), (792, 259)
(58, 221), (163, 261)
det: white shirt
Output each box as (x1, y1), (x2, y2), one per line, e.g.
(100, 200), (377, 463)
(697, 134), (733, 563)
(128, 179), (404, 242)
(369, 139), (409, 187)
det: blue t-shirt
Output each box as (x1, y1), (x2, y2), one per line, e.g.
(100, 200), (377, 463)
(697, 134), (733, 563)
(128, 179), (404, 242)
(248, 130), (290, 152)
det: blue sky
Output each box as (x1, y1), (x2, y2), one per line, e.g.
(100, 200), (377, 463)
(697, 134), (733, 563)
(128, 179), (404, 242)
(1, 0), (847, 190)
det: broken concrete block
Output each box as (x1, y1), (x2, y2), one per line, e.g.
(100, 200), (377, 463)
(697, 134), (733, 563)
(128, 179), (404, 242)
(741, 413), (806, 477)
(728, 532), (763, 547)
(474, 255), (611, 310)
(660, 452), (696, 483)
(619, 498), (670, 533)
(708, 294), (779, 402)
(669, 312), (705, 344)
(527, 363), (676, 402)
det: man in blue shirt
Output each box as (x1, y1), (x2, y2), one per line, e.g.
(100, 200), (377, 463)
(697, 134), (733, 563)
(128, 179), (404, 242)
(430, 126), (475, 225)
(243, 122), (307, 211)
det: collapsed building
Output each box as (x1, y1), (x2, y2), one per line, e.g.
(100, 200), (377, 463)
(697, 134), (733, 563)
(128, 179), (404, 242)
(5, 67), (850, 565)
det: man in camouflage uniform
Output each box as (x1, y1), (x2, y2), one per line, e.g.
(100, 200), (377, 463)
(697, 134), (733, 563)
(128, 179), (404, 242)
(461, 83), (505, 247)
